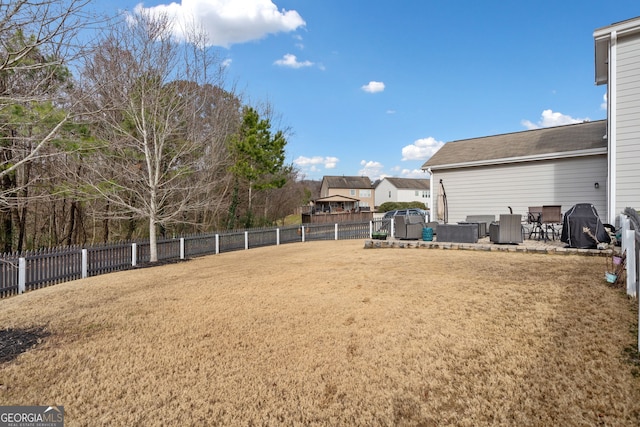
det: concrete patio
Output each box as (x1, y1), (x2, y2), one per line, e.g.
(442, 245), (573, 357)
(364, 235), (615, 257)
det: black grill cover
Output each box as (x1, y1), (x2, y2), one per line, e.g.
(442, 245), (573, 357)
(560, 203), (610, 249)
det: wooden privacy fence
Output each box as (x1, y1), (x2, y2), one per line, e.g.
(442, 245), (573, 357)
(0, 220), (382, 298)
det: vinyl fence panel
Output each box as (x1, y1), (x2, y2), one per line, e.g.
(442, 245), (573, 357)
(87, 243), (133, 277)
(24, 247), (83, 291)
(0, 253), (19, 297)
(0, 221), (373, 298)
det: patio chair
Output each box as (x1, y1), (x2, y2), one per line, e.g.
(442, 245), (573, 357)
(541, 205), (562, 240)
(527, 206), (543, 240)
(489, 214), (523, 244)
(394, 215), (425, 240)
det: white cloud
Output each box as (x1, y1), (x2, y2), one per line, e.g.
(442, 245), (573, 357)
(294, 156), (339, 169)
(361, 81), (385, 93)
(323, 157), (339, 169)
(521, 109), (589, 130)
(359, 160), (384, 179)
(601, 93), (607, 110)
(401, 137), (444, 161)
(134, 0), (306, 48)
(274, 53), (313, 68)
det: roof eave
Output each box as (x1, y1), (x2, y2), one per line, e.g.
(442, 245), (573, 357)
(594, 16), (640, 85)
(594, 36), (609, 85)
(594, 16), (640, 38)
(421, 147), (607, 171)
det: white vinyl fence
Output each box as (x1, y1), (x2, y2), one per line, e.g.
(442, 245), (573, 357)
(619, 209), (640, 351)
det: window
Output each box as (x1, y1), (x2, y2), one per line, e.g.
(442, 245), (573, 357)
(359, 189), (371, 197)
(350, 189), (356, 196)
(415, 190), (420, 196)
(388, 191), (391, 198)
(423, 191), (430, 198)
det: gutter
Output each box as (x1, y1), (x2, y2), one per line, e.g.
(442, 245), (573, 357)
(427, 167), (433, 215)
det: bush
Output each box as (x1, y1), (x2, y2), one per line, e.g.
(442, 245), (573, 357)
(377, 201), (428, 212)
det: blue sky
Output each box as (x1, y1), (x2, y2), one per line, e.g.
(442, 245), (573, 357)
(100, 0), (638, 181)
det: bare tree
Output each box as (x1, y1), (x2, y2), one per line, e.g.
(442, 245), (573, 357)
(78, 9), (238, 262)
(259, 166), (305, 226)
(0, 0), (92, 184)
(0, 0), (94, 251)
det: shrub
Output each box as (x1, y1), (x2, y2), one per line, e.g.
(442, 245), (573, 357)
(377, 201), (427, 212)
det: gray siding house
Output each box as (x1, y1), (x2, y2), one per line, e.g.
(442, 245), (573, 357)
(421, 121), (608, 224)
(420, 16), (640, 226)
(595, 16), (640, 223)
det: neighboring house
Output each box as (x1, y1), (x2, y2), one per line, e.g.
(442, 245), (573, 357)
(374, 177), (431, 208)
(421, 120), (608, 224)
(313, 195), (361, 214)
(594, 16), (640, 224)
(319, 176), (374, 210)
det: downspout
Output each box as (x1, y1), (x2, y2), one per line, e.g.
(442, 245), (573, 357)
(427, 167), (433, 219)
(608, 31), (617, 225)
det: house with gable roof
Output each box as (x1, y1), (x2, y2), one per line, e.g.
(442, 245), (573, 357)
(317, 175), (374, 212)
(420, 16), (640, 225)
(374, 177), (431, 208)
(421, 120), (608, 224)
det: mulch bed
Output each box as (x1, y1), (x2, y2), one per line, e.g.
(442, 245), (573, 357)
(0, 326), (50, 364)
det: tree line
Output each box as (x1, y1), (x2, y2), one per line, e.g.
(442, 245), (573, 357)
(0, 0), (309, 261)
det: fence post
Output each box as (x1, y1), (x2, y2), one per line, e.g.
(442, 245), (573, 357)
(132, 243), (137, 267)
(215, 234), (220, 254)
(391, 217), (395, 238)
(18, 258), (26, 294)
(82, 249), (88, 279)
(180, 238), (185, 260)
(277, 228), (280, 246)
(369, 221), (373, 238)
(302, 226), (306, 242)
(626, 229), (637, 298)
(245, 231), (249, 250)
(335, 223), (339, 240)
(621, 215), (632, 296)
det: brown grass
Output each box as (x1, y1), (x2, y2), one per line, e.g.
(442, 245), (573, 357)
(0, 240), (639, 426)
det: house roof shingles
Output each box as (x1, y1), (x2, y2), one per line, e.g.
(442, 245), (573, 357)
(422, 120), (607, 170)
(323, 176), (373, 189)
(382, 177), (430, 190)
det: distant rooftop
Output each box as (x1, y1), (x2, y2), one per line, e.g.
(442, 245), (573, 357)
(322, 175), (373, 189)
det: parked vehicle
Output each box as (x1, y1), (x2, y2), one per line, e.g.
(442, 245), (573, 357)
(376, 208), (430, 234)
(382, 208), (430, 222)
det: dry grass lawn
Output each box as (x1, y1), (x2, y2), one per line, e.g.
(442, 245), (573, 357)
(1, 240), (639, 426)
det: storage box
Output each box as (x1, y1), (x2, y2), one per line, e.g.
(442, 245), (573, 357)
(436, 224), (478, 243)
